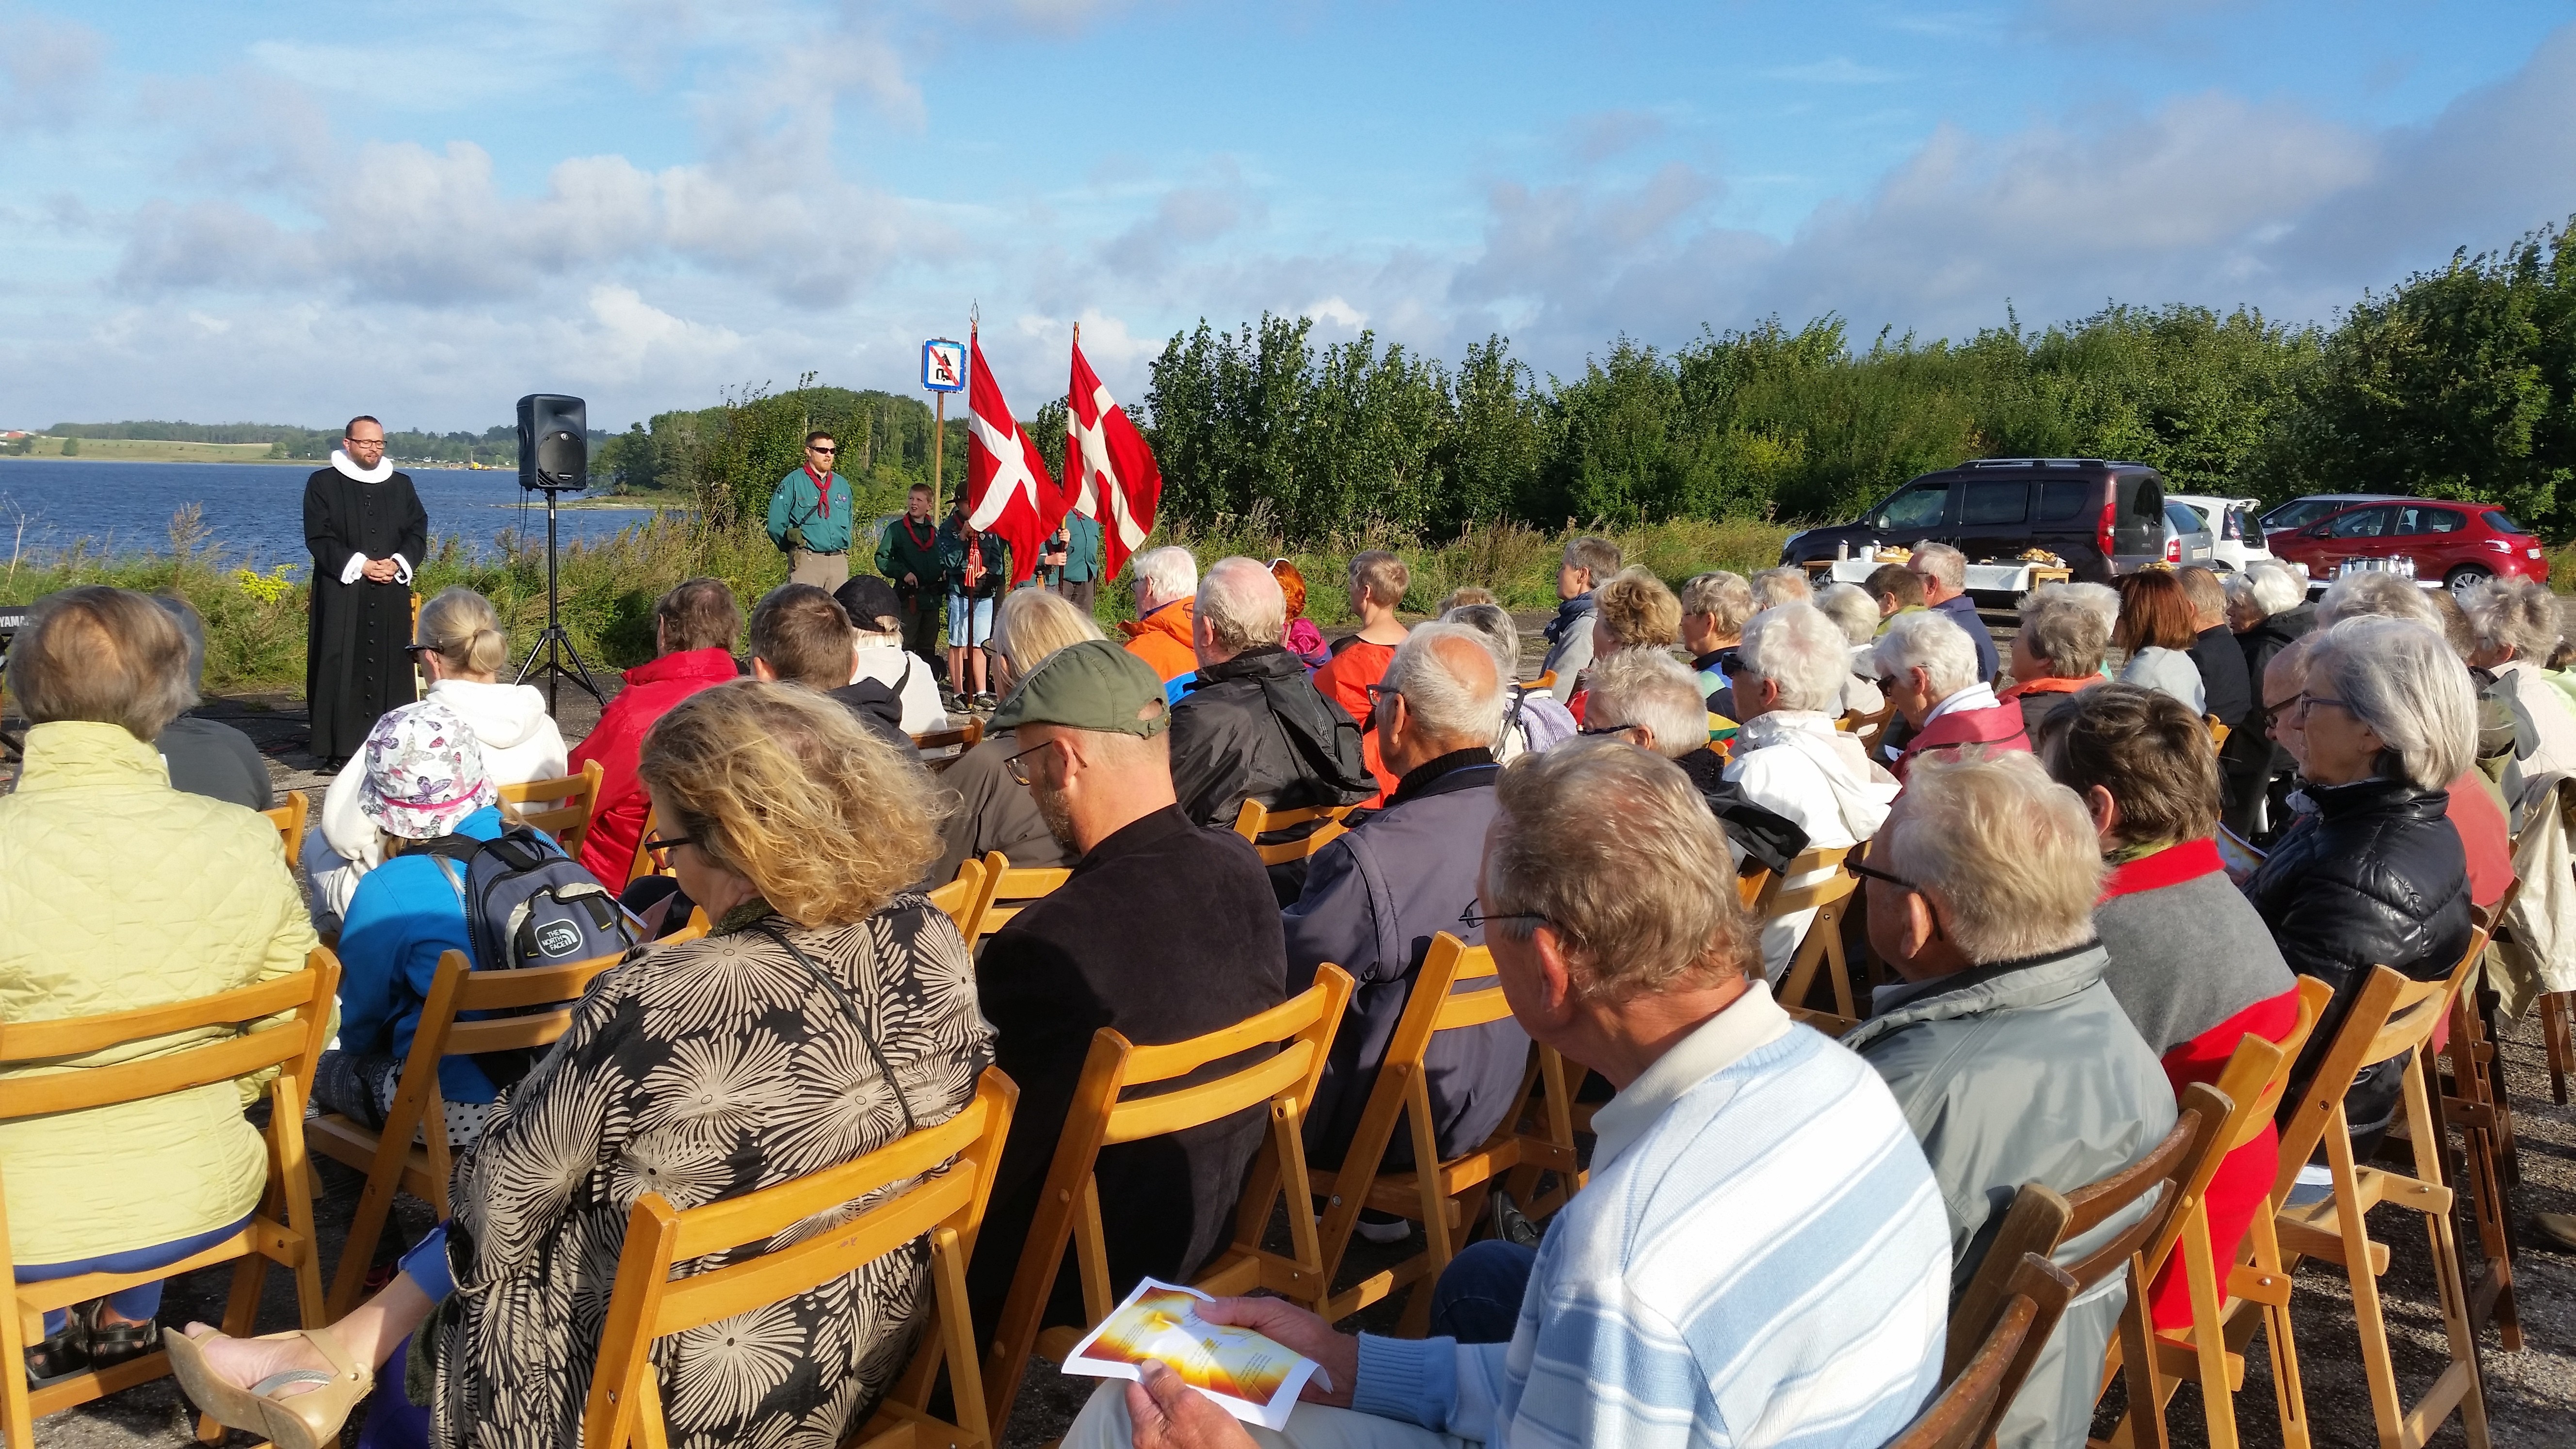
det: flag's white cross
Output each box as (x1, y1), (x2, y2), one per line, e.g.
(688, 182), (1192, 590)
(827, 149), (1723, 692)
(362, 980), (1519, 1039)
(966, 408), (1043, 531)
(1073, 383), (1152, 550)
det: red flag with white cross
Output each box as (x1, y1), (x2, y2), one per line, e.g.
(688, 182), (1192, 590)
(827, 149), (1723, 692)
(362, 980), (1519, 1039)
(1066, 332), (1162, 581)
(963, 327), (1063, 586)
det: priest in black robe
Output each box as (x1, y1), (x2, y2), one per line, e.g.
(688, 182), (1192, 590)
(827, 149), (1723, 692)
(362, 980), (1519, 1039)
(304, 416), (428, 765)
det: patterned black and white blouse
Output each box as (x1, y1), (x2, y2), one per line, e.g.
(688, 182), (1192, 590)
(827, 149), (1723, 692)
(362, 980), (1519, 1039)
(424, 894), (993, 1449)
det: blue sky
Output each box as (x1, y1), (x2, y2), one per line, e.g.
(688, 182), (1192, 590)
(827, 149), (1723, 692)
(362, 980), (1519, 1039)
(3, 0), (2572, 433)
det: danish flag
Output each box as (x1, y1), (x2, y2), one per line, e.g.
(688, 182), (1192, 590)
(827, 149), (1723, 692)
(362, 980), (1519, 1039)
(964, 327), (1063, 586)
(1066, 335), (1162, 580)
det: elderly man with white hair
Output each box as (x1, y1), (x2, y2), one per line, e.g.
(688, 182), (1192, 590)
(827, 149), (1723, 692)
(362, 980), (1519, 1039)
(1722, 602), (1900, 973)
(1167, 556), (1375, 902)
(1873, 608), (2030, 782)
(1846, 751), (2174, 1449)
(1283, 624), (1529, 1237)
(1585, 649), (1809, 875)
(1120, 544), (1201, 694)
(1906, 541), (1998, 682)
(1067, 741), (1952, 1449)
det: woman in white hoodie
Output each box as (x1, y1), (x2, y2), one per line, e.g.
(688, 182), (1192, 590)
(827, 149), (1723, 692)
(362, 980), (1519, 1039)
(1722, 602), (1901, 975)
(302, 588), (568, 927)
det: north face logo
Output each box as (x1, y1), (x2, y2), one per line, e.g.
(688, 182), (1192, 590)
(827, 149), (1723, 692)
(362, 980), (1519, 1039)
(533, 920), (585, 958)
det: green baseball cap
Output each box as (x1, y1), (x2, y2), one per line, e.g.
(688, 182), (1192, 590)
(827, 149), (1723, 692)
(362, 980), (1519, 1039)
(989, 639), (1171, 737)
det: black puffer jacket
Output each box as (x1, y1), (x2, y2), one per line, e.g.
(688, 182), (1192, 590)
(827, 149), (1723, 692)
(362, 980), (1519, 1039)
(2244, 776), (2471, 1141)
(1168, 646), (1376, 901)
(2220, 605), (2315, 838)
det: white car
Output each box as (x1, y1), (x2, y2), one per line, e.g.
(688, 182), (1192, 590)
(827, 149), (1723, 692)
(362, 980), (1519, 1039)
(2166, 494), (2273, 573)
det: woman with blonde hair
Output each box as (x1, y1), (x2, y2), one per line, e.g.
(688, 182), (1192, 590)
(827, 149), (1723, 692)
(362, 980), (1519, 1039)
(172, 681), (991, 1449)
(931, 586), (1106, 883)
(303, 587), (566, 926)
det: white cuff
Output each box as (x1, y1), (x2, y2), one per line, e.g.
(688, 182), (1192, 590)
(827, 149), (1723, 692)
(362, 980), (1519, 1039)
(391, 553), (413, 585)
(339, 553), (367, 585)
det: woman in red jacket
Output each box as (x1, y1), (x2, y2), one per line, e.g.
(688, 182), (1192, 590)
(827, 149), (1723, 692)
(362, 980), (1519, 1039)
(566, 578), (741, 884)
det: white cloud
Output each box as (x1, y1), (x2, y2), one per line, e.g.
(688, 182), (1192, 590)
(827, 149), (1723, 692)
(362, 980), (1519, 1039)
(0, 5), (105, 131)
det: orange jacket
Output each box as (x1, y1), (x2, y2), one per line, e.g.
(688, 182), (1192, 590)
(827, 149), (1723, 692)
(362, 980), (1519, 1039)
(1121, 599), (1198, 683)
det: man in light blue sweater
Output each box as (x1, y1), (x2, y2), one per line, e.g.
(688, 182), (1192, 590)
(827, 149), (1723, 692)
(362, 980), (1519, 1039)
(1065, 741), (1952, 1449)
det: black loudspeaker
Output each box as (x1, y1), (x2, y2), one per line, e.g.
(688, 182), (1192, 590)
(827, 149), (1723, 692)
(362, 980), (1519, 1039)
(516, 394), (587, 492)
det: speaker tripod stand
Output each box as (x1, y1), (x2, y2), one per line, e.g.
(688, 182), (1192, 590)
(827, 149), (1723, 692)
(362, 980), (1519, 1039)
(514, 483), (605, 713)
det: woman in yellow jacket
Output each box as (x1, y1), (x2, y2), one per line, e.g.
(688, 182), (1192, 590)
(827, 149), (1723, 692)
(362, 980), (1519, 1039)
(1, 588), (319, 1384)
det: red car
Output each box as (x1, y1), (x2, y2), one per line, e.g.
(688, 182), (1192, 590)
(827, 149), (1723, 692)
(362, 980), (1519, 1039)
(2266, 497), (2550, 592)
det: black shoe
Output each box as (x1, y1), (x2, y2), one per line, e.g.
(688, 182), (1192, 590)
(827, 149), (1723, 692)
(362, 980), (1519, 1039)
(80, 1300), (159, 1371)
(1489, 1189), (1541, 1249)
(23, 1309), (87, 1388)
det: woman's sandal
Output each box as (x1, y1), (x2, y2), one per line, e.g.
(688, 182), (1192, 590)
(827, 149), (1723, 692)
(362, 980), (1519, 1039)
(22, 1317), (87, 1388)
(80, 1301), (161, 1371)
(165, 1324), (371, 1449)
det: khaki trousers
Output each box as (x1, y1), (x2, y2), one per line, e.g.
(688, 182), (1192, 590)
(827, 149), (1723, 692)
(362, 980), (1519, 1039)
(788, 548), (849, 591)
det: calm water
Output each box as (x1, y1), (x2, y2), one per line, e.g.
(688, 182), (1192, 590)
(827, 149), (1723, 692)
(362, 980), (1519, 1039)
(0, 459), (669, 569)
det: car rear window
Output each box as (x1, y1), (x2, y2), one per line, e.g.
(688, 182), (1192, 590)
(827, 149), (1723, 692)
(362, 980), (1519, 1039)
(2484, 509), (2529, 534)
(1961, 479), (2029, 525)
(2037, 480), (2092, 521)
(2165, 502), (2204, 534)
(2221, 507), (2247, 541)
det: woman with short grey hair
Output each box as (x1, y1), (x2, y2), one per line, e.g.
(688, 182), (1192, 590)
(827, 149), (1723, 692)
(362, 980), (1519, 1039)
(1443, 602), (1577, 761)
(2462, 577), (2576, 817)
(1813, 582), (1886, 716)
(2000, 583), (2107, 735)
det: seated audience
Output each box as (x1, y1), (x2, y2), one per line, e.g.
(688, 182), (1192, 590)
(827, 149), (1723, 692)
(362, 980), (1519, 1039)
(1063, 741), (1950, 1449)
(170, 681), (988, 1449)
(2, 587), (319, 1383)
(2244, 617), (2474, 1150)
(1583, 649), (1807, 874)
(2463, 576), (2576, 821)
(1814, 580), (1888, 715)
(567, 577), (740, 886)
(748, 582), (917, 756)
(2115, 570), (2206, 713)
(1284, 625), (1528, 1233)
(2221, 562), (2315, 837)
(1873, 609), (2030, 781)
(1907, 542), (1998, 681)
(1844, 751), (2176, 1449)
(1436, 584), (1497, 613)
(1748, 564), (1812, 610)
(1999, 582), (2109, 735)
(1678, 570), (1755, 708)
(1274, 559), (1331, 667)
(1120, 544), (1201, 696)
(1442, 602), (1575, 761)
(2033, 685), (2300, 1331)
(1538, 534), (1620, 702)
(1723, 602), (1900, 975)
(2177, 565), (2253, 731)
(150, 595), (274, 811)
(2316, 568), (2442, 630)
(1312, 551), (1414, 799)
(1572, 566), (1681, 722)
(931, 585), (1103, 885)
(306, 586), (568, 925)
(1168, 558), (1375, 902)
(836, 574), (949, 732)
(968, 641), (1292, 1336)
(1867, 560), (1929, 628)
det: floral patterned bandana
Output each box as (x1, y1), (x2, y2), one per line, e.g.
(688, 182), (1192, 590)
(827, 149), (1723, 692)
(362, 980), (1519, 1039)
(358, 700), (498, 839)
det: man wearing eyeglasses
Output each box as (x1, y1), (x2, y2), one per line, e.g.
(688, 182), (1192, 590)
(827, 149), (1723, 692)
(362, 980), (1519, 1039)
(765, 430), (854, 590)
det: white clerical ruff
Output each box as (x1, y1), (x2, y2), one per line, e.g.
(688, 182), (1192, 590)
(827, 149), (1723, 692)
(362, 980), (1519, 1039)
(330, 448), (394, 484)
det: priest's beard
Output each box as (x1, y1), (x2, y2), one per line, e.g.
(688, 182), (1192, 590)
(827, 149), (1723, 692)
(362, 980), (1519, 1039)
(1031, 774), (1080, 852)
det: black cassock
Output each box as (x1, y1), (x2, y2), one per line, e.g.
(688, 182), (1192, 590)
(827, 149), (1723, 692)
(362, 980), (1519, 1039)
(304, 466), (429, 763)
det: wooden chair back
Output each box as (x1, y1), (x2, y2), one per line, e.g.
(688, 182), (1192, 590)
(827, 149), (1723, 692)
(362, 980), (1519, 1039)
(2271, 932), (2486, 1200)
(315, 946), (628, 1316)
(981, 967), (1354, 1430)
(2206, 714), (2232, 750)
(1231, 797), (1357, 867)
(966, 850), (1073, 948)
(928, 857), (987, 940)
(1848, 700), (1898, 754)
(500, 758), (604, 859)
(913, 718), (984, 772)
(1530, 669), (1557, 692)
(1894, 1253), (2080, 1449)
(260, 788), (308, 860)
(1757, 848), (1864, 1021)
(0, 955), (341, 1448)
(582, 1069), (1019, 1449)
(1309, 935), (1527, 1331)
(1945, 1183), (2073, 1379)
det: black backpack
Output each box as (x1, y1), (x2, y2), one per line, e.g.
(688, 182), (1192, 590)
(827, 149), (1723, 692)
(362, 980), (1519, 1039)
(416, 823), (643, 976)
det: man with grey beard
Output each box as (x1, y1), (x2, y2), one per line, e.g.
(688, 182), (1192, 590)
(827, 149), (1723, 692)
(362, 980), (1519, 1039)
(963, 639), (1291, 1349)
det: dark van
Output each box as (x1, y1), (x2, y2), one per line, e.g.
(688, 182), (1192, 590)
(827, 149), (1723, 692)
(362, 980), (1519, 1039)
(1778, 459), (2168, 584)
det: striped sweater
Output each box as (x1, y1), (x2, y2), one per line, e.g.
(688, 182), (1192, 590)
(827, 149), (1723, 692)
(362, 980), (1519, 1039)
(1351, 982), (1951, 1447)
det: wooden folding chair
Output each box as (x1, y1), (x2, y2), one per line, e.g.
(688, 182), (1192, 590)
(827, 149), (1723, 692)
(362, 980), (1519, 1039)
(965, 850), (1072, 949)
(2205, 715), (2232, 751)
(912, 719), (984, 773)
(583, 1068), (1018, 1449)
(1530, 669), (1557, 692)
(1755, 848), (1864, 1023)
(0, 953), (341, 1449)
(981, 967), (1355, 1429)
(1850, 700), (1898, 754)
(1948, 1183), (2073, 1380)
(1496, 1042), (1589, 1221)
(2094, 984), (2324, 1449)
(1894, 1253), (2082, 1449)
(2265, 934), (2494, 1449)
(928, 857), (988, 940)
(1231, 798), (1357, 867)
(2431, 892), (2524, 1350)
(499, 758), (605, 859)
(314, 946), (628, 1317)
(1307, 934), (1534, 1332)
(259, 788), (308, 860)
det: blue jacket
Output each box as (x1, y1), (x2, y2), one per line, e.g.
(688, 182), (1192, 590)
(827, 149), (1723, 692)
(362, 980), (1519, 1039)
(1280, 750), (1528, 1167)
(1935, 592), (1999, 682)
(337, 805), (527, 1104)
(765, 468), (855, 554)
